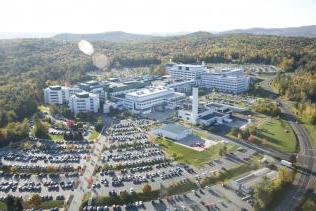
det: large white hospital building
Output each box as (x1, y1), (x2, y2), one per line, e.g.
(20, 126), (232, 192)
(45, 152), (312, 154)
(68, 92), (100, 114)
(43, 85), (100, 114)
(166, 63), (208, 81)
(167, 63), (250, 94)
(117, 86), (185, 114)
(43, 86), (81, 105)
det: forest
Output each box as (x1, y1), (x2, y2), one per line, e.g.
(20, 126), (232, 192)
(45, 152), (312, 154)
(0, 33), (316, 145)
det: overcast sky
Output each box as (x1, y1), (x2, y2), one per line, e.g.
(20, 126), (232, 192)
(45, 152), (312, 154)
(1, 0), (315, 34)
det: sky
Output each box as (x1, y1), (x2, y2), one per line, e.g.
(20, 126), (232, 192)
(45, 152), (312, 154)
(0, 0), (315, 34)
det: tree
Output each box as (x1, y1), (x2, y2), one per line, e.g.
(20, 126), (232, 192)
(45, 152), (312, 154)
(278, 167), (294, 185)
(219, 148), (224, 157)
(5, 195), (15, 211)
(119, 190), (131, 202)
(34, 120), (49, 139)
(48, 104), (58, 115)
(142, 183), (152, 194)
(248, 125), (257, 135)
(261, 138), (268, 145)
(248, 134), (256, 143)
(230, 127), (240, 137)
(223, 145), (227, 155)
(253, 177), (274, 211)
(5, 195), (23, 211)
(28, 194), (41, 209)
(95, 117), (104, 132)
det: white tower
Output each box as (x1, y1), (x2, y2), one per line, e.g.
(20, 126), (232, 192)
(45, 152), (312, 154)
(191, 87), (199, 125)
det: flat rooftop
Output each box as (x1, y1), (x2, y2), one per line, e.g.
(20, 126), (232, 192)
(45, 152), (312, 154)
(176, 64), (206, 68)
(159, 123), (190, 134)
(127, 86), (170, 97)
(200, 112), (225, 120)
(49, 85), (62, 90)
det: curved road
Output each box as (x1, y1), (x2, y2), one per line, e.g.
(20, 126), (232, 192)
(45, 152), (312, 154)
(259, 75), (315, 211)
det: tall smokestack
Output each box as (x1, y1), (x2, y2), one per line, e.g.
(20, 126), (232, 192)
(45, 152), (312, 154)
(191, 87), (199, 125)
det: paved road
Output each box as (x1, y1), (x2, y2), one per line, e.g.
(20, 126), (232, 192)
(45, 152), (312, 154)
(68, 120), (110, 211)
(259, 75), (315, 211)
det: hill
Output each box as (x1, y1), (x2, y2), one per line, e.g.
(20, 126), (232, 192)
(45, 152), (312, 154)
(53, 31), (155, 42)
(220, 25), (316, 37)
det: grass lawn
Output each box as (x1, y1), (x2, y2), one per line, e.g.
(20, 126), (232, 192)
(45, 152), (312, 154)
(157, 138), (238, 167)
(201, 162), (259, 186)
(167, 180), (197, 195)
(40, 200), (64, 209)
(0, 202), (6, 211)
(49, 134), (64, 141)
(23, 200), (64, 209)
(257, 118), (297, 153)
(87, 130), (100, 141)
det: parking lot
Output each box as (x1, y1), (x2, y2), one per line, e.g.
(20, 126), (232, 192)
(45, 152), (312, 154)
(91, 119), (193, 196)
(0, 113), (264, 210)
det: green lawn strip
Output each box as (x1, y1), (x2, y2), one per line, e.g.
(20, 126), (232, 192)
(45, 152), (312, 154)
(157, 138), (238, 167)
(0, 165), (76, 174)
(0, 202), (7, 211)
(87, 130), (100, 141)
(40, 200), (64, 209)
(200, 162), (259, 187)
(256, 118), (297, 153)
(166, 180), (198, 195)
(49, 134), (64, 141)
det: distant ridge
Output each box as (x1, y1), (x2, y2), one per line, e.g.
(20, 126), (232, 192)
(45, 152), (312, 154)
(220, 25), (316, 37)
(53, 31), (155, 42)
(2, 25), (316, 40)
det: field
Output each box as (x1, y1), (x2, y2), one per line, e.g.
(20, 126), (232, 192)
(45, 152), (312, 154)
(257, 118), (297, 153)
(283, 100), (316, 148)
(157, 138), (238, 167)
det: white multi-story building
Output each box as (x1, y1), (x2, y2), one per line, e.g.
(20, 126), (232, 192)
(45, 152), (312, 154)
(167, 63), (250, 94)
(68, 92), (100, 114)
(166, 63), (208, 81)
(120, 86), (185, 114)
(200, 73), (250, 94)
(43, 86), (81, 105)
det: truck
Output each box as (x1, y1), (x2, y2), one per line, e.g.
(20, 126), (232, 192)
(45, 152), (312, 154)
(281, 160), (293, 167)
